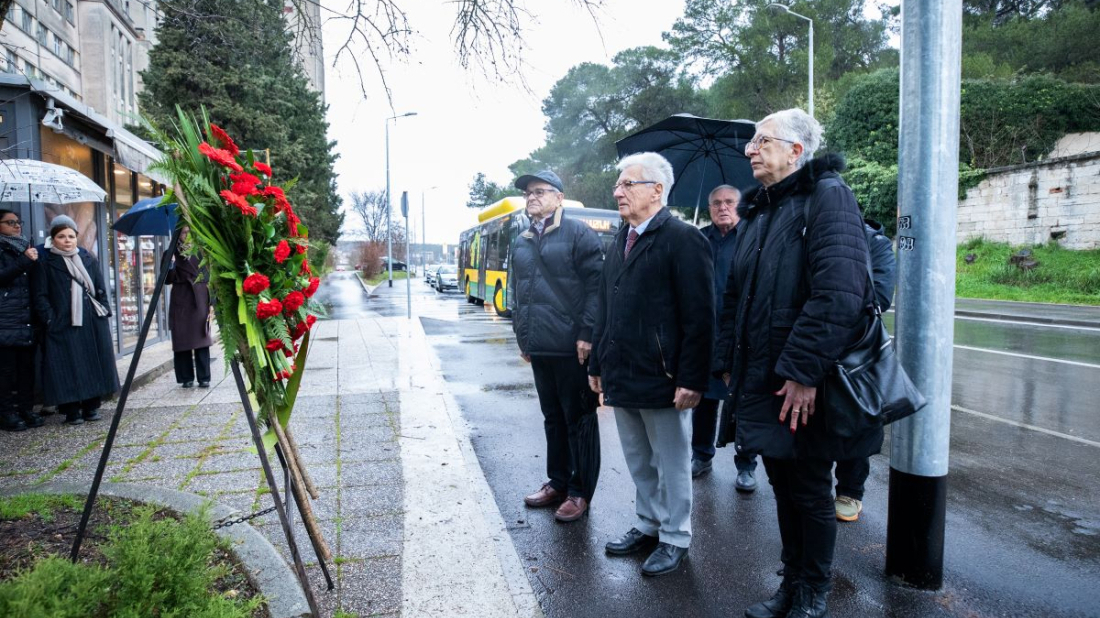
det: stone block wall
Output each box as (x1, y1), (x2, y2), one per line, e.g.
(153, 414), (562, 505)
(957, 152), (1100, 249)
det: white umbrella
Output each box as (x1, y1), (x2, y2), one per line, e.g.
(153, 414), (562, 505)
(0, 159), (107, 203)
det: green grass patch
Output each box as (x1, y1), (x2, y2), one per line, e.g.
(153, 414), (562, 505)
(956, 239), (1100, 305)
(0, 494), (83, 523)
(0, 502), (263, 617)
(361, 270), (409, 285)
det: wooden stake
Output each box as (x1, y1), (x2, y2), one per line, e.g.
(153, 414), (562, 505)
(285, 427), (320, 500)
(273, 419), (332, 562)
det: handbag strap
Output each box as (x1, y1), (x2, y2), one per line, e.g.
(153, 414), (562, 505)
(528, 235), (585, 329)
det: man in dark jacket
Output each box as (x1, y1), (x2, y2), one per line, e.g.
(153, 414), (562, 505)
(0, 209), (44, 431)
(589, 152), (714, 577)
(693, 185), (760, 491)
(512, 170), (604, 523)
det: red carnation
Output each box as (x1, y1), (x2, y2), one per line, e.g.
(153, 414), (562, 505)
(256, 299), (283, 320)
(300, 260), (311, 276)
(287, 212), (301, 237)
(304, 277), (320, 298)
(265, 339), (283, 352)
(243, 273), (270, 295)
(274, 240), (291, 264)
(254, 161), (272, 177)
(220, 190), (257, 217)
(295, 243), (307, 255)
(283, 291), (305, 312)
(283, 347), (294, 357)
(209, 124), (240, 156)
(306, 314), (317, 328)
(229, 172), (262, 196)
(198, 142), (243, 173)
(291, 322), (308, 340)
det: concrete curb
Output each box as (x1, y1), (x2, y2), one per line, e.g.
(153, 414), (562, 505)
(1, 481), (310, 618)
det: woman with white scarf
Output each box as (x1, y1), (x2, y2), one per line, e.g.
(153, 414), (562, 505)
(33, 215), (119, 425)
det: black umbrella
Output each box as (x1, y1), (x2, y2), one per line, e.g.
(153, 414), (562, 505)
(615, 114), (759, 223)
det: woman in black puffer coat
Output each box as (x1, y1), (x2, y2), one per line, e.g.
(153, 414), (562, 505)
(713, 109), (878, 618)
(0, 209), (44, 431)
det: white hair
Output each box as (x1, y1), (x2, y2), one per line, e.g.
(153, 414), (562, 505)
(758, 108), (823, 168)
(708, 184), (741, 202)
(617, 152), (675, 206)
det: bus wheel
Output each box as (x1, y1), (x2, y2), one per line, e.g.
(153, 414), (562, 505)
(465, 280), (476, 304)
(493, 283), (511, 318)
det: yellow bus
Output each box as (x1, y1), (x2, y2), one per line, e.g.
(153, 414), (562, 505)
(458, 197), (622, 316)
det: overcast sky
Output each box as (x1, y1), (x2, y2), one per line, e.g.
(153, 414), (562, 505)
(319, 0), (688, 246)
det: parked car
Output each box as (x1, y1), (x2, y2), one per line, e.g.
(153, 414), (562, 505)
(424, 264), (440, 286)
(435, 264), (459, 292)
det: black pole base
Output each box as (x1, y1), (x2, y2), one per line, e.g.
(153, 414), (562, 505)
(885, 467), (947, 590)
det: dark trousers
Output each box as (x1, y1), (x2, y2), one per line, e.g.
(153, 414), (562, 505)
(693, 397), (757, 472)
(835, 457), (871, 501)
(762, 456), (837, 590)
(0, 346), (35, 414)
(530, 355), (600, 501)
(174, 347), (211, 384)
(58, 396), (102, 417)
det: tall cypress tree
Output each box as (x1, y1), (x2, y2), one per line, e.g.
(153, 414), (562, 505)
(140, 0), (343, 243)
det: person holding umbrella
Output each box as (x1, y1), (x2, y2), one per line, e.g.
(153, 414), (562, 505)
(512, 170), (604, 523)
(0, 209), (44, 431)
(164, 227), (213, 388)
(33, 215), (119, 425)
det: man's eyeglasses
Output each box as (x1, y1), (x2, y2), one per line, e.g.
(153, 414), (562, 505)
(0, 219), (22, 227)
(746, 134), (796, 151)
(613, 180), (657, 191)
(523, 188), (559, 199)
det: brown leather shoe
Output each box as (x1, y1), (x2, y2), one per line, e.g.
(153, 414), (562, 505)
(554, 496), (588, 522)
(524, 483), (565, 507)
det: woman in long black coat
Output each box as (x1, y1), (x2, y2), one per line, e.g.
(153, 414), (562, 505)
(713, 109), (877, 618)
(0, 208), (44, 431)
(165, 227), (213, 388)
(33, 216), (119, 425)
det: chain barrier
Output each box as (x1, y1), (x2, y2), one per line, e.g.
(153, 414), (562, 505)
(212, 506), (277, 530)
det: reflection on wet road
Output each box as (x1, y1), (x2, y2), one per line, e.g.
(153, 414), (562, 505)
(317, 270), (1100, 616)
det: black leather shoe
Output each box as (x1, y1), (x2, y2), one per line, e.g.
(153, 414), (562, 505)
(1, 414), (27, 432)
(198, 381), (210, 388)
(605, 528), (659, 555)
(20, 411), (45, 428)
(82, 409), (102, 422)
(641, 542), (688, 576)
(182, 381), (194, 388)
(691, 458), (712, 478)
(735, 470), (758, 493)
(745, 576), (797, 618)
(64, 413), (84, 426)
(787, 583), (830, 618)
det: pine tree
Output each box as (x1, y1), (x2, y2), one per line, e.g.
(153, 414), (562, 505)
(140, 0), (343, 243)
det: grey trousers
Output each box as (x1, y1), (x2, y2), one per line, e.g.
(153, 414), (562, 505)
(614, 406), (693, 548)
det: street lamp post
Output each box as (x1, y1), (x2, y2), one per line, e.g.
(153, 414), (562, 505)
(421, 185), (437, 275)
(385, 111), (417, 287)
(768, 3), (814, 119)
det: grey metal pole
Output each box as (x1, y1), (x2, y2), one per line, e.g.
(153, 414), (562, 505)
(385, 119), (393, 288)
(405, 207), (411, 319)
(807, 19), (814, 119)
(421, 191), (426, 274)
(887, 0), (963, 590)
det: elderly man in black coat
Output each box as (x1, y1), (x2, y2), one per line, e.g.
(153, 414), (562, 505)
(0, 209), (44, 431)
(714, 109), (878, 618)
(165, 227), (214, 388)
(589, 152), (714, 577)
(511, 170), (605, 523)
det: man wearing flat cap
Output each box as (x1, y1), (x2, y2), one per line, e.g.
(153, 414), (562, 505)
(511, 170), (604, 522)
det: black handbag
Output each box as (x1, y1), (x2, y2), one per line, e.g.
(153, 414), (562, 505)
(820, 270), (927, 438)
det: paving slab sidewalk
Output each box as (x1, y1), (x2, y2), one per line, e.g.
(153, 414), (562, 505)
(0, 316), (538, 618)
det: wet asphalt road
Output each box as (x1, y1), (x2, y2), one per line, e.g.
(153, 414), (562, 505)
(319, 272), (1100, 618)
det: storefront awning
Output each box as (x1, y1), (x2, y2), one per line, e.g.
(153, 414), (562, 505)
(108, 128), (169, 185)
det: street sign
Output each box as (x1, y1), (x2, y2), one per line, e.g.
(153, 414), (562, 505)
(401, 191), (409, 218)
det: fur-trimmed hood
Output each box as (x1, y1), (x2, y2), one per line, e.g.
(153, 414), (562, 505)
(737, 153), (847, 219)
